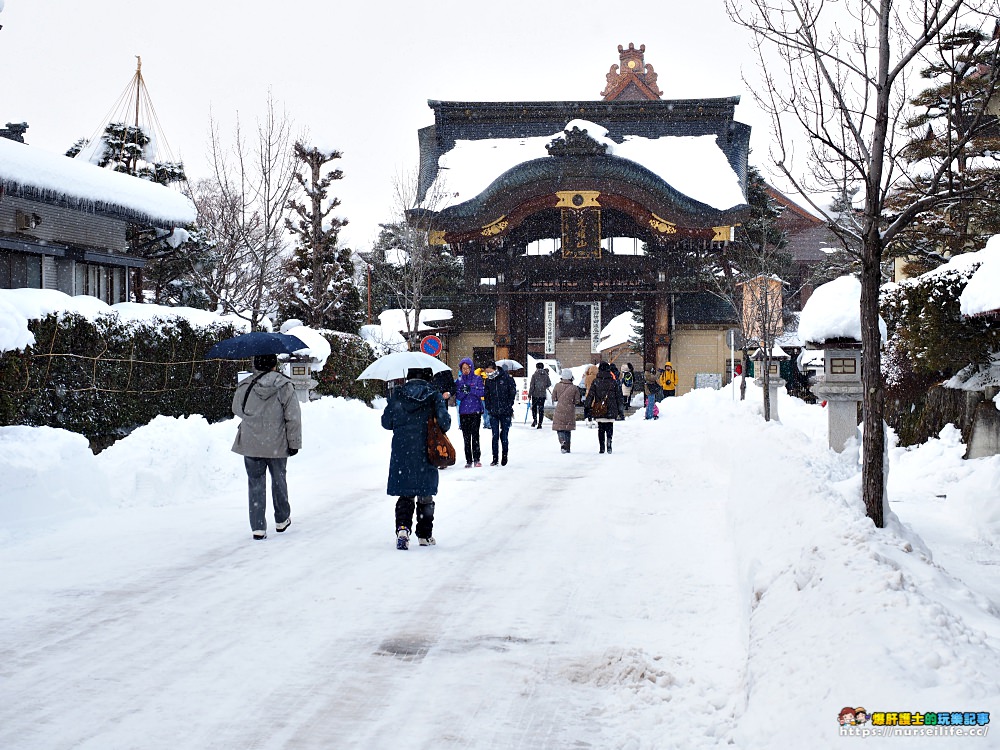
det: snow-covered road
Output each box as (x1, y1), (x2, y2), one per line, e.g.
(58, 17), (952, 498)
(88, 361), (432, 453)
(3, 388), (999, 749)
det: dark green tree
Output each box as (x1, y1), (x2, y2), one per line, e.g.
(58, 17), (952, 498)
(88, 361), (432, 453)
(276, 143), (362, 332)
(886, 25), (1000, 275)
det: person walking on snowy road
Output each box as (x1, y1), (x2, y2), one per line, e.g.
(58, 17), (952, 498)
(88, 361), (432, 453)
(551, 368), (581, 454)
(528, 362), (552, 429)
(584, 361), (621, 454)
(483, 361), (517, 466)
(454, 357), (484, 468)
(231, 353), (302, 540)
(381, 367), (452, 550)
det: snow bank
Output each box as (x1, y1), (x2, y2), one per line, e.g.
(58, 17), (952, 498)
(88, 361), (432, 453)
(960, 234), (1000, 317)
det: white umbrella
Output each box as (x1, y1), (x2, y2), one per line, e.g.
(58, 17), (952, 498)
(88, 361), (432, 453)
(356, 351), (451, 381)
(495, 359), (523, 372)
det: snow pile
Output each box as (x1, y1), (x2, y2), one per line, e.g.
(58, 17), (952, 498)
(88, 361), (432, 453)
(597, 310), (636, 352)
(798, 275), (886, 345)
(280, 323), (332, 371)
(359, 324), (407, 355)
(960, 234), (1000, 317)
(0, 137), (196, 226)
(377, 308), (452, 335)
(428, 119), (746, 212)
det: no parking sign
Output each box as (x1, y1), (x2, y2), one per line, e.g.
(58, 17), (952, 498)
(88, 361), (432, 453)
(420, 335), (442, 357)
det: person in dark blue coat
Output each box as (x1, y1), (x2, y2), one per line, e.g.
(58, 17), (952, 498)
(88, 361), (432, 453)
(483, 361), (517, 466)
(381, 367), (451, 550)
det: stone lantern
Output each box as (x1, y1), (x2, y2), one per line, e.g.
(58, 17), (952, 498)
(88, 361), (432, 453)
(283, 354), (319, 403)
(808, 341), (863, 452)
(751, 345), (789, 421)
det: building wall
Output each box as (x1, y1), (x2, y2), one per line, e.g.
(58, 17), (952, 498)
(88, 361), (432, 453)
(445, 331), (495, 370)
(0, 195), (127, 251)
(554, 338), (597, 369)
(671, 326), (736, 395)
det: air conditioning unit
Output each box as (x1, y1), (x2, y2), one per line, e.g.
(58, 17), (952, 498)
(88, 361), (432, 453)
(15, 209), (42, 231)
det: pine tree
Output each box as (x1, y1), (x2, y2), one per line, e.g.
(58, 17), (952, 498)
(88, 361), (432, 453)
(886, 25), (1000, 275)
(276, 142), (362, 332)
(66, 123), (209, 305)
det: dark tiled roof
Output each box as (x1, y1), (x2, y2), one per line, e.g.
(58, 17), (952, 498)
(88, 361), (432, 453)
(674, 291), (738, 325)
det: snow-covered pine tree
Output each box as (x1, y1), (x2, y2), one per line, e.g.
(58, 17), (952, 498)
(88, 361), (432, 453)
(276, 142), (362, 332)
(66, 123), (208, 305)
(886, 25), (1000, 276)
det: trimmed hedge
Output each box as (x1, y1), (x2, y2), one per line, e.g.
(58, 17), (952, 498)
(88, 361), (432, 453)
(312, 331), (382, 403)
(0, 313), (242, 445)
(0, 316), (385, 448)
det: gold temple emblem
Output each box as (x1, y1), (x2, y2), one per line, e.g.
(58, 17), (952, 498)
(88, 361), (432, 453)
(649, 213), (677, 234)
(555, 191), (601, 208)
(712, 226), (734, 242)
(481, 216), (509, 237)
(428, 230), (447, 246)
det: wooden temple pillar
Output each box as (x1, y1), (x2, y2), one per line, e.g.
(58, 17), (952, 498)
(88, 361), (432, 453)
(643, 280), (671, 371)
(494, 290), (511, 362)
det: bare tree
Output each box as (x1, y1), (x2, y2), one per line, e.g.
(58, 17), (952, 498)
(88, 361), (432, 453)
(368, 171), (460, 347)
(727, 0), (1000, 527)
(705, 167), (793, 416)
(193, 93), (300, 330)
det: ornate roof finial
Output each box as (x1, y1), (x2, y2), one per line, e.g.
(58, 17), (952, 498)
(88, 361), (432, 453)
(601, 43), (663, 101)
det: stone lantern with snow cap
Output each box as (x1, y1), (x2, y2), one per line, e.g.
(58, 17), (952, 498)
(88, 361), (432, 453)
(798, 277), (880, 452)
(279, 321), (329, 403)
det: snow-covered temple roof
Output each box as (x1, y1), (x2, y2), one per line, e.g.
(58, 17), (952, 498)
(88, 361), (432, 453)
(425, 119), (745, 214)
(0, 137), (196, 227)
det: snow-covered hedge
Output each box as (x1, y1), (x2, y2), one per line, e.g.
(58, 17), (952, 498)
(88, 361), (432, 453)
(0, 313), (241, 446)
(312, 330), (382, 404)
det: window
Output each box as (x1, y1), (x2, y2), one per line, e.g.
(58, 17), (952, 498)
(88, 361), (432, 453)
(829, 357), (857, 375)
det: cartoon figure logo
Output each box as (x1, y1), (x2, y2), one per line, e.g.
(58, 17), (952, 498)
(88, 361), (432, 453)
(839, 707), (856, 726)
(855, 708), (869, 725)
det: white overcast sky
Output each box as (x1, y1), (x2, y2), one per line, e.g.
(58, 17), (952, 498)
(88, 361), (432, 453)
(0, 1), (778, 249)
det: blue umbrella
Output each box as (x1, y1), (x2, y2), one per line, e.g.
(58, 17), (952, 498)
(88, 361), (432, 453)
(205, 331), (308, 360)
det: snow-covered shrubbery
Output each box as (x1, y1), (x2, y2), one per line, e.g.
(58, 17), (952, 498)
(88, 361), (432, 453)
(0, 312), (242, 445)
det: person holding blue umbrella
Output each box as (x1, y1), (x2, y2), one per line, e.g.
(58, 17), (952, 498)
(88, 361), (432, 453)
(231, 353), (302, 540)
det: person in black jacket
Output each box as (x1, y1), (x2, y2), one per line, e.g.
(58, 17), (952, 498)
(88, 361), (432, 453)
(432, 365), (455, 405)
(483, 361), (517, 466)
(584, 361), (622, 454)
(528, 362), (552, 429)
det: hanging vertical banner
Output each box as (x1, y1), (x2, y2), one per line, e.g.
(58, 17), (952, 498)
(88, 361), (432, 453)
(590, 301), (602, 354)
(544, 301), (556, 355)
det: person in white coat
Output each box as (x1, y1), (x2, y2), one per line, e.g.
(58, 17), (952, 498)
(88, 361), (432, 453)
(232, 353), (302, 540)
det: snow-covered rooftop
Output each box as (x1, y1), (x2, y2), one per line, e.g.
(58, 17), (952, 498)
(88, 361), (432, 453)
(377, 308), (453, 334)
(960, 234), (1000, 317)
(597, 310), (636, 352)
(798, 275), (886, 346)
(0, 137), (196, 227)
(426, 119), (745, 212)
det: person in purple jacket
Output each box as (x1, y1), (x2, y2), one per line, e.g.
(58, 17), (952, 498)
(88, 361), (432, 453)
(454, 357), (485, 467)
